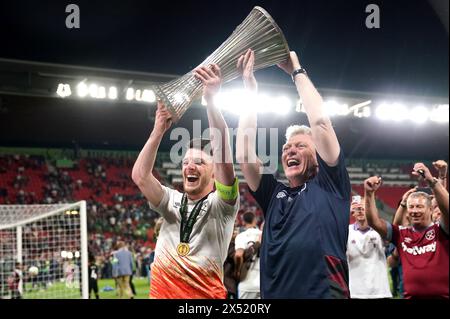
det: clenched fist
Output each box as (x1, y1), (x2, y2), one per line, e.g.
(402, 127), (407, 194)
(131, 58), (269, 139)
(364, 176), (382, 194)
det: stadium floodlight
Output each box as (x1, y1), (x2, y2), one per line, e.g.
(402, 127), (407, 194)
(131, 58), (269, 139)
(349, 100), (371, 117)
(142, 89), (156, 103)
(323, 100), (348, 116)
(0, 202), (88, 299)
(97, 86), (106, 99)
(88, 84), (98, 98)
(409, 106), (429, 124)
(337, 103), (349, 116)
(376, 103), (392, 121)
(76, 82), (88, 98)
(214, 91), (235, 112)
(135, 89), (142, 101)
(56, 83), (72, 98)
(74, 251), (80, 259)
(323, 100), (336, 116)
(273, 96), (292, 115)
(215, 89), (259, 115)
(256, 93), (271, 113)
(362, 106), (371, 118)
(430, 104), (449, 123)
(126, 88), (134, 101)
(108, 86), (118, 100)
(390, 103), (408, 122)
(257, 94), (292, 115)
(214, 90), (292, 116)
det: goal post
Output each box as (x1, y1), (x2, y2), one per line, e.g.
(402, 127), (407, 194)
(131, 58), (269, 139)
(0, 201), (88, 299)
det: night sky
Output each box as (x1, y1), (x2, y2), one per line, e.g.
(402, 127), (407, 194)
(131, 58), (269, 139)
(0, 0), (448, 97)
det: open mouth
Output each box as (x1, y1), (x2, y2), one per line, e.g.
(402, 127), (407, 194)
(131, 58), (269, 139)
(186, 175), (199, 183)
(287, 159), (300, 168)
(410, 214), (423, 220)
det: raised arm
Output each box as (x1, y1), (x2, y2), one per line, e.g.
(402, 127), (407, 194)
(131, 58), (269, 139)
(364, 176), (389, 239)
(236, 49), (263, 192)
(433, 160), (448, 190)
(278, 52), (340, 166)
(131, 102), (172, 207)
(387, 248), (400, 268)
(413, 163), (449, 232)
(392, 187), (417, 226)
(234, 237), (261, 280)
(194, 64), (237, 204)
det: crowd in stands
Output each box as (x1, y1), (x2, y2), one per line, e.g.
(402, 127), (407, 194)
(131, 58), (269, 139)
(0, 152), (447, 299)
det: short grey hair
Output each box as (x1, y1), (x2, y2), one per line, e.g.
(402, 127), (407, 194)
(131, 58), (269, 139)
(285, 125), (312, 142)
(407, 191), (432, 208)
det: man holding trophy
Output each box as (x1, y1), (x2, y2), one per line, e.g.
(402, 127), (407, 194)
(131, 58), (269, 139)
(137, 6), (350, 299)
(236, 49), (351, 299)
(132, 64), (239, 299)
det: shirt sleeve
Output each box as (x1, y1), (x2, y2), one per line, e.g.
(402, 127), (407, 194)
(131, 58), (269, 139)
(148, 185), (179, 222)
(386, 222), (400, 244)
(234, 233), (246, 250)
(439, 221), (449, 236)
(315, 149), (351, 200)
(248, 174), (279, 217)
(209, 191), (240, 219)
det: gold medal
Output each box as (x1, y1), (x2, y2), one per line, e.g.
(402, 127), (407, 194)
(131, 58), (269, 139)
(177, 243), (190, 256)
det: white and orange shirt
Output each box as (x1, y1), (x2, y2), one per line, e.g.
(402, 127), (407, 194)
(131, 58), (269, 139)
(149, 186), (239, 299)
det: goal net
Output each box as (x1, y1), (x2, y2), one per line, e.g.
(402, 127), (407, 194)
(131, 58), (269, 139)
(0, 201), (88, 299)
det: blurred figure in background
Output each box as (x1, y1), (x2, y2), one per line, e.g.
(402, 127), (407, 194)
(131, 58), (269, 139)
(346, 196), (392, 299)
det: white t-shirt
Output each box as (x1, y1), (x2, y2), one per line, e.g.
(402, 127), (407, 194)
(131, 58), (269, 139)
(235, 227), (262, 293)
(149, 186), (239, 299)
(346, 224), (393, 299)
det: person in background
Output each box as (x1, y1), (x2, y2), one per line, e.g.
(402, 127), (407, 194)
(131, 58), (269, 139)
(88, 254), (99, 299)
(346, 196), (392, 299)
(223, 227), (240, 299)
(364, 161), (449, 299)
(8, 262), (23, 299)
(234, 211), (262, 299)
(114, 241), (134, 299)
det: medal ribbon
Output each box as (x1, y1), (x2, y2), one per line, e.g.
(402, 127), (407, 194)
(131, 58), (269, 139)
(179, 192), (209, 244)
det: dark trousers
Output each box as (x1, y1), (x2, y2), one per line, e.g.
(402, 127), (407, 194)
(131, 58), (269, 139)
(89, 279), (99, 299)
(129, 275), (136, 296)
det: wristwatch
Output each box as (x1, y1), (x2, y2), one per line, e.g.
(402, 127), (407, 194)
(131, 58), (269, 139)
(291, 67), (307, 82)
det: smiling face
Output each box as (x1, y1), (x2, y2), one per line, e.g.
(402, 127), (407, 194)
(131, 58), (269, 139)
(182, 148), (214, 200)
(281, 134), (318, 187)
(351, 203), (366, 223)
(407, 194), (432, 228)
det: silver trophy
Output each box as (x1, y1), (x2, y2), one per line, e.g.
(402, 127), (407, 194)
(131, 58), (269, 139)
(154, 6), (290, 121)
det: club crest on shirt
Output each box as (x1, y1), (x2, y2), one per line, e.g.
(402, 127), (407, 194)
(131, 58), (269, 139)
(425, 229), (435, 241)
(276, 191), (287, 199)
